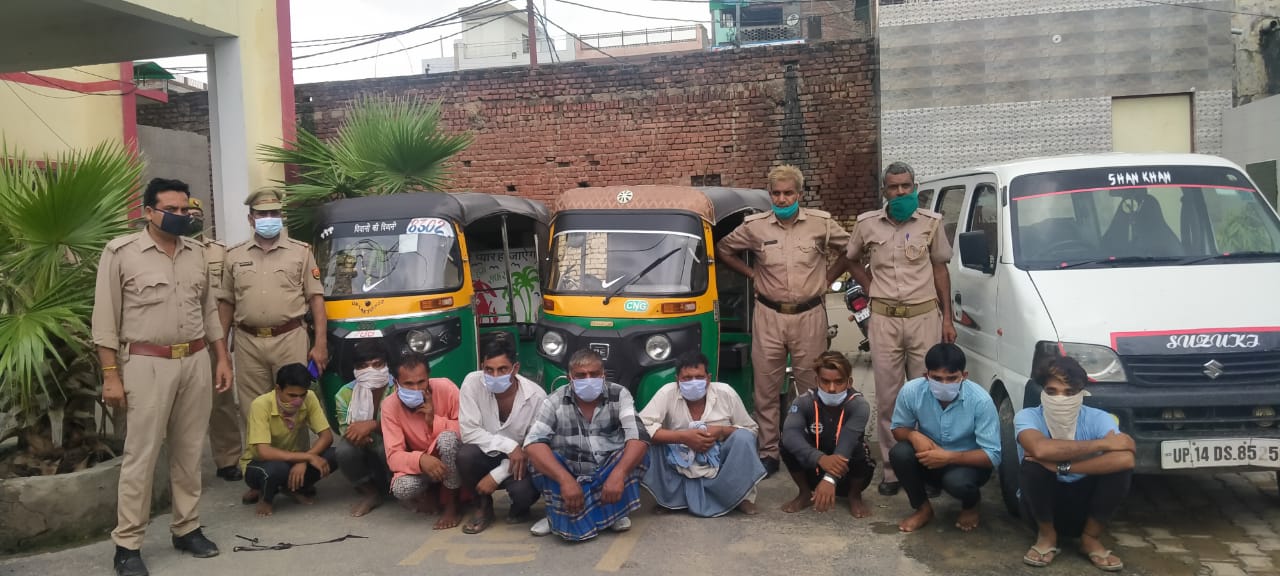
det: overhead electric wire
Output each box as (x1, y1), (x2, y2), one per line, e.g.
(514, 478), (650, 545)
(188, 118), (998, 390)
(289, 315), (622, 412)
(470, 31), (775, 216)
(550, 0), (710, 24)
(4, 79), (89, 99)
(294, 12), (518, 71)
(538, 11), (627, 65)
(3, 81), (71, 147)
(293, 0), (510, 60)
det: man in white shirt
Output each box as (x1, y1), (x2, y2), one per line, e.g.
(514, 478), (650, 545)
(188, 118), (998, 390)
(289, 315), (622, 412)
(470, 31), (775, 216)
(639, 351), (766, 517)
(458, 334), (547, 534)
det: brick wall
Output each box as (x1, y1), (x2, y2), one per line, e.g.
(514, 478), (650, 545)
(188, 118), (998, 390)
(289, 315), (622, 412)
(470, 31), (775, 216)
(138, 39), (880, 224)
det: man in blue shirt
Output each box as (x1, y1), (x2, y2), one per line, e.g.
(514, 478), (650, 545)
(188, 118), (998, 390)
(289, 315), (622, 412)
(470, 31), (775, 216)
(1015, 356), (1133, 571)
(890, 343), (999, 533)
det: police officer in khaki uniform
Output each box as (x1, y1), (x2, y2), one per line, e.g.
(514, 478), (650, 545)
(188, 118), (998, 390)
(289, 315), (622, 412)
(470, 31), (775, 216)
(717, 165), (851, 476)
(93, 178), (233, 576)
(845, 161), (956, 496)
(219, 189), (328, 432)
(186, 198), (244, 482)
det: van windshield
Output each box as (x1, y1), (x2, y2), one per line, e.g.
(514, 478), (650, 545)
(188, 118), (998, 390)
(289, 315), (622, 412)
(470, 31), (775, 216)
(1009, 165), (1280, 270)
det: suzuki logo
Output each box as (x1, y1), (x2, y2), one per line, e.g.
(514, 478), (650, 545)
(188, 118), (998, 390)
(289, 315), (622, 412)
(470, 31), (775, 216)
(1203, 359), (1225, 380)
(589, 343), (610, 360)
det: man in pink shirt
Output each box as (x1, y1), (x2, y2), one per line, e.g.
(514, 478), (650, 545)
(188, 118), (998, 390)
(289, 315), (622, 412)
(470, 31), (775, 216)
(381, 353), (462, 530)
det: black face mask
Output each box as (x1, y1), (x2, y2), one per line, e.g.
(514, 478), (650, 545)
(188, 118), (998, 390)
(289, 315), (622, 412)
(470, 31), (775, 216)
(186, 218), (205, 237)
(154, 210), (192, 236)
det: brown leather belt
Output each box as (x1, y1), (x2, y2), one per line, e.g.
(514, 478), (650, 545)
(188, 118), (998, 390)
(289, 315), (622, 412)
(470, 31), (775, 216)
(756, 295), (824, 315)
(870, 298), (938, 319)
(129, 339), (207, 359)
(239, 318), (303, 338)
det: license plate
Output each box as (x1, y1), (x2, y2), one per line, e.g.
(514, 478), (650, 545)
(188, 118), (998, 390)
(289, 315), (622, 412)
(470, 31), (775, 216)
(854, 308), (870, 322)
(1160, 438), (1280, 469)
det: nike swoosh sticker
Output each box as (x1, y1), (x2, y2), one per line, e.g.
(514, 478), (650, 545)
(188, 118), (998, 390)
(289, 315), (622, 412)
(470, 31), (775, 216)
(601, 275), (625, 289)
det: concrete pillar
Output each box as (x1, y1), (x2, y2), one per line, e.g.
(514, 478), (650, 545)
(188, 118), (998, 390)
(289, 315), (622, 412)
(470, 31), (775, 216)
(207, 37), (252, 244)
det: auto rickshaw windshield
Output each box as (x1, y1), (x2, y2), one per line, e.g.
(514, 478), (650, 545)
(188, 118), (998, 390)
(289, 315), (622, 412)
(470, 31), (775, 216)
(317, 225), (463, 298)
(547, 229), (707, 296)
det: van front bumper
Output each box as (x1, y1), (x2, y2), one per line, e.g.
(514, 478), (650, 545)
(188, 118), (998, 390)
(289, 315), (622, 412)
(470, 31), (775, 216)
(1027, 380), (1280, 473)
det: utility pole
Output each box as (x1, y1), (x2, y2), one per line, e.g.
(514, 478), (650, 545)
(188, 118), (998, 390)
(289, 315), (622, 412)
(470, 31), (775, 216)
(527, 0), (539, 67)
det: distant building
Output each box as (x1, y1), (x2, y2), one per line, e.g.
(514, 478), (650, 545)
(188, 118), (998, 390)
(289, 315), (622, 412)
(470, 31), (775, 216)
(576, 25), (709, 61)
(709, 0), (872, 48)
(422, 1), (574, 73)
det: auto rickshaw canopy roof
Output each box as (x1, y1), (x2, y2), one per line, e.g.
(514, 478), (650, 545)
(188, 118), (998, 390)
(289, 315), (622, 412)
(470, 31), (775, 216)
(316, 191), (549, 227)
(553, 185), (770, 224)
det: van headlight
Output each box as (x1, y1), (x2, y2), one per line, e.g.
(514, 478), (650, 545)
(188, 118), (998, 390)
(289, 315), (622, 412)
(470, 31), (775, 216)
(406, 330), (432, 353)
(541, 331), (565, 359)
(1040, 342), (1126, 382)
(645, 334), (672, 361)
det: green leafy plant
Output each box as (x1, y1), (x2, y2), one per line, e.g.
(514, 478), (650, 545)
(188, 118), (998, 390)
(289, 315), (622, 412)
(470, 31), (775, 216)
(0, 141), (140, 476)
(259, 96), (473, 240)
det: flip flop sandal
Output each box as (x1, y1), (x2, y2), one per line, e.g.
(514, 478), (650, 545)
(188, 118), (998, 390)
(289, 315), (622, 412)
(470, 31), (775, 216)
(461, 513), (493, 534)
(1086, 549), (1124, 572)
(1022, 545), (1060, 567)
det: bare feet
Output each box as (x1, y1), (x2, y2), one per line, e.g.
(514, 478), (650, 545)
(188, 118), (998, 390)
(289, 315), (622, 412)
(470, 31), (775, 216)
(255, 500), (274, 517)
(289, 491), (316, 506)
(848, 495), (871, 518)
(956, 506), (980, 532)
(898, 502), (934, 532)
(737, 500), (759, 515)
(412, 493), (439, 515)
(781, 491), (813, 513)
(350, 490), (382, 517)
(434, 494), (460, 530)
(242, 488), (261, 505)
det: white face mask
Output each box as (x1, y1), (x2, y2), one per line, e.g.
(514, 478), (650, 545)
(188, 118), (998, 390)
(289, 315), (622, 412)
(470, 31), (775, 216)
(1041, 389), (1090, 440)
(354, 366), (390, 389)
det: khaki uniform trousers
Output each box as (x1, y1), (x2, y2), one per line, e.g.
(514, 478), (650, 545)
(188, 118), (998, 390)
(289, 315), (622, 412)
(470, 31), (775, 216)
(112, 350), (212, 550)
(869, 307), (943, 483)
(208, 349), (242, 468)
(751, 302), (827, 460)
(233, 326), (310, 427)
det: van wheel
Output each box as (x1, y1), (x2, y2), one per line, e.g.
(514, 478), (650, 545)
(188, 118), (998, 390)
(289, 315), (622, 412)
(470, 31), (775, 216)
(997, 393), (1022, 517)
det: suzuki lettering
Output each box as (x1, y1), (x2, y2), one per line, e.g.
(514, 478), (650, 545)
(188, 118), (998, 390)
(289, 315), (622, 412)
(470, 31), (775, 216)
(1167, 333), (1261, 350)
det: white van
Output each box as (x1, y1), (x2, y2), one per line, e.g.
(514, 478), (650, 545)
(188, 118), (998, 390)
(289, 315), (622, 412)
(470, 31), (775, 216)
(917, 153), (1280, 514)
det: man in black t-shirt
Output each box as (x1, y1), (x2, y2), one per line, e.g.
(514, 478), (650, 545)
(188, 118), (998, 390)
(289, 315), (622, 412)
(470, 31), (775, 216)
(780, 351), (877, 517)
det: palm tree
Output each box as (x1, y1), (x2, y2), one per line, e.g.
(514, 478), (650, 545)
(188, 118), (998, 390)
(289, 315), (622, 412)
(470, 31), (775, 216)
(259, 96), (473, 240)
(510, 265), (539, 323)
(0, 141), (140, 475)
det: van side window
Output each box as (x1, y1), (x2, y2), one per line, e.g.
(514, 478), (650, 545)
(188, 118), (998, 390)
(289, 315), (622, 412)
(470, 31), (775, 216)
(935, 185), (965, 246)
(967, 184), (999, 263)
(918, 189), (935, 209)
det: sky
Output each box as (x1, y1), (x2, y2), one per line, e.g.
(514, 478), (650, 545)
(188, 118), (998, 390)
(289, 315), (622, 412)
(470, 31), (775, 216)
(155, 0), (711, 85)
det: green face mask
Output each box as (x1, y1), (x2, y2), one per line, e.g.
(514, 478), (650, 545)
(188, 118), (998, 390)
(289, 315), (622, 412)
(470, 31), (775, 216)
(772, 201), (799, 220)
(886, 191), (919, 222)
(186, 218), (205, 237)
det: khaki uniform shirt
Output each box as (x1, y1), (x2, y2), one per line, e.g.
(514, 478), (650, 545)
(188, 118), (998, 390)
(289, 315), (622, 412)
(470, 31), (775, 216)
(846, 209), (952, 304)
(717, 208), (851, 304)
(91, 230), (223, 350)
(220, 233), (323, 328)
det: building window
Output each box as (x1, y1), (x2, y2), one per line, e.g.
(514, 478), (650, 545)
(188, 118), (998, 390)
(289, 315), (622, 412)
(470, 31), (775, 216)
(522, 34), (529, 54)
(807, 16), (823, 39)
(719, 11), (735, 28)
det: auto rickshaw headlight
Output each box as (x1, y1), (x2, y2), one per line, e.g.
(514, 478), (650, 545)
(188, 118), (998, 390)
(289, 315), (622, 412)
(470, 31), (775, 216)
(541, 331), (565, 359)
(645, 334), (672, 361)
(407, 330), (432, 353)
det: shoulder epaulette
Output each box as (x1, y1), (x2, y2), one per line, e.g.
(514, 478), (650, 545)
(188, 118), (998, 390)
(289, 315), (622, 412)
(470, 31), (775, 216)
(743, 211), (772, 222)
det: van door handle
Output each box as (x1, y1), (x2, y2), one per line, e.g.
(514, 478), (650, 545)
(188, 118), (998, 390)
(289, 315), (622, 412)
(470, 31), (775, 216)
(953, 292), (962, 306)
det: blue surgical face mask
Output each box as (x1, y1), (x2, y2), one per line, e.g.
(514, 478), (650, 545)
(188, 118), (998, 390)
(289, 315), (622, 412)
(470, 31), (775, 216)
(928, 379), (962, 403)
(816, 389), (848, 407)
(254, 216), (283, 239)
(772, 201), (799, 220)
(678, 379), (708, 402)
(572, 377), (605, 402)
(397, 387), (425, 409)
(483, 372), (514, 395)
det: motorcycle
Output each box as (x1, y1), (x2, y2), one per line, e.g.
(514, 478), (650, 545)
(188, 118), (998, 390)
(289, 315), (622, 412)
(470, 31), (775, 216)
(831, 275), (871, 353)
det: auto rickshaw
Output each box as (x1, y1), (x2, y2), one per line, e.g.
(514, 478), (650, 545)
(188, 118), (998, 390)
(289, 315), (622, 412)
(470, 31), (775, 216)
(535, 185), (772, 410)
(313, 192), (549, 426)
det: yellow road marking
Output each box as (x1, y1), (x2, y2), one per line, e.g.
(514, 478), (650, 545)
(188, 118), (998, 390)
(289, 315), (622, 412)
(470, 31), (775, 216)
(594, 517), (644, 572)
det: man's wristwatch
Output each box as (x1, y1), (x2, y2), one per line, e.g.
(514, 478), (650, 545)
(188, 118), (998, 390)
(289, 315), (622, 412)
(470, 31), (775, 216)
(1057, 461), (1072, 475)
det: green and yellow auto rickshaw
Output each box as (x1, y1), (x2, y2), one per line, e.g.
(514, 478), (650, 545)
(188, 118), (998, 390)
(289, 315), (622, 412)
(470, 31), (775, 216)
(534, 185), (772, 409)
(313, 192), (548, 425)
